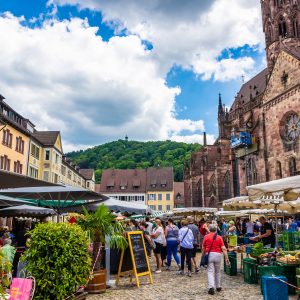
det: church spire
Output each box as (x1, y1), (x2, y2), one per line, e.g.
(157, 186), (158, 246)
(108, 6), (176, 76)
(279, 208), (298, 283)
(218, 93), (224, 115)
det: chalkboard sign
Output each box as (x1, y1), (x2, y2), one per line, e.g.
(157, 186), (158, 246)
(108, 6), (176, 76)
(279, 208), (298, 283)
(120, 244), (133, 273)
(129, 233), (148, 274)
(117, 231), (152, 288)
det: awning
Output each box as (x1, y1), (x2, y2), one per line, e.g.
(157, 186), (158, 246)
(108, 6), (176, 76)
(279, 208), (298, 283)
(0, 205), (56, 217)
(246, 175), (300, 200)
(0, 185), (107, 212)
(60, 198), (152, 215)
(0, 195), (32, 208)
(171, 207), (217, 216)
(0, 170), (55, 189)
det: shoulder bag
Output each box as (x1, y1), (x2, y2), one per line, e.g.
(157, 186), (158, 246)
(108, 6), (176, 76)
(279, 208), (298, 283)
(200, 232), (218, 267)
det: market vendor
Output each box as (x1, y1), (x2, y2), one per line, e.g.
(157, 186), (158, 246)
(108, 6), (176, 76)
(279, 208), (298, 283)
(250, 216), (275, 248)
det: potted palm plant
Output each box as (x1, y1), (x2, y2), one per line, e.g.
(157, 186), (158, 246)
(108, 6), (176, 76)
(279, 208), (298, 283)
(77, 204), (127, 294)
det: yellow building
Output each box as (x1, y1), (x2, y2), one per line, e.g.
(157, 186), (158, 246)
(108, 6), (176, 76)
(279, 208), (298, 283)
(0, 97), (33, 175)
(146, 167), (174, 211)
(1, 97), (95, 191)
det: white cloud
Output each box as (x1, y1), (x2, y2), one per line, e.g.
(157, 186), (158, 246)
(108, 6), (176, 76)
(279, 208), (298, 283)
(55, 0), (265, 81)
(0, 13), (205, 149)
(170, 133), (215, 145)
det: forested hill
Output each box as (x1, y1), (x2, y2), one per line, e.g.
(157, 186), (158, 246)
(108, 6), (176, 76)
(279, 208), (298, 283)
(67, 140), (202, 182)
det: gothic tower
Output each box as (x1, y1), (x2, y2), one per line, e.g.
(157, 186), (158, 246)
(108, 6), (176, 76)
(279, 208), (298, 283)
(261, 0), (300, 73)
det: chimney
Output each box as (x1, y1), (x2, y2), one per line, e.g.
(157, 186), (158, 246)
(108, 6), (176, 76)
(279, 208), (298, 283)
(203, 132), (207, 146)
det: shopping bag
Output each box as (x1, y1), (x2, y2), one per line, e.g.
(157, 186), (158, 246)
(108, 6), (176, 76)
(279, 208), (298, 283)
(9, 278), (32, 300)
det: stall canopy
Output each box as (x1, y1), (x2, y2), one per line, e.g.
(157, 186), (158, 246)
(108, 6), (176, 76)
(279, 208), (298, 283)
(0, 195), (32, 208)
(0, 186), (106, 213)
(0, 170), (55, 189)
(253, 197), (300, 214)
(0, 205), (56, 217)
(171, 207), (217, 216)
(247, 175), (300, 200)
(60, 198), (152, 215)
(223, 196), (255, 210)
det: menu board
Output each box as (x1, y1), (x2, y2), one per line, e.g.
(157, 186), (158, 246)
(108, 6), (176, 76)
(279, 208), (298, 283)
(129, 233), (148, 274)
(117, 231), (152, 288)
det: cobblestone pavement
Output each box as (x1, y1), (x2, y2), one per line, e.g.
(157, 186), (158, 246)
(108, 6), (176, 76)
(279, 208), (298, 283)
(87, 255), (299, 300)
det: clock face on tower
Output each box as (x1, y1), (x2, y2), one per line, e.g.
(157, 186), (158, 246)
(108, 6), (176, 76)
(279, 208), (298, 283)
(285, 113), (300, 141)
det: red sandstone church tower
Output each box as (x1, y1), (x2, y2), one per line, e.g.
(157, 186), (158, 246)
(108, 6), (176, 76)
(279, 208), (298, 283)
(261, 0), (300, 72)
(184, 0), (300, 208)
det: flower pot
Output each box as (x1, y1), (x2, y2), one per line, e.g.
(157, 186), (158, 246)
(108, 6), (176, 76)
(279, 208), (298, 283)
(86, 269), (106, 294)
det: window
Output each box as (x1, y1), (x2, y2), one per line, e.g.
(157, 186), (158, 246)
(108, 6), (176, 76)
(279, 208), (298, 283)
(43, 171), (49, 182)
(278, 16), (287, 38)
(289, 157), (297, 176)
(166, 193), (170, 201)
(166, 205), (171, 211)
(276, 161), (283, 179)
(293, 16), (299, 37)
(29, 166), (38, 179)
(87, 182), (90, 188)
(148, 194), (156, 201)
(13, 161), (23, 174)
(61, 165), (66, 176)
(2, 129), (12, 148)
(53, 173), (59, 184)
(31, 143), (40, 159)
(224, 172), (231, 200)
(149, 205), (156, 210)
(45, 150), (50, 161)
(55, 153), (60, 164)
(246, 156), (258, 186)
(16, 137), (24, 154)
(158, 205), (162, 211)
(0, 155), (10, 171)
(158, 194), (162, 201)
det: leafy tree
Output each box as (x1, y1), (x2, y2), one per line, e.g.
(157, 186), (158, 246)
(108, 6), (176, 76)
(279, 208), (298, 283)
(67, 140), (202, 182)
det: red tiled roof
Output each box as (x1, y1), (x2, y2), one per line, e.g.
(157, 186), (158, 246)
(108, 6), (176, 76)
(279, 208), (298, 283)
(79, 169), (94, 180)
(230, 68), (268, 111)
(99, 169), (147, 193)
(146, 167), (173, 191)
(33, 131), (60, 147)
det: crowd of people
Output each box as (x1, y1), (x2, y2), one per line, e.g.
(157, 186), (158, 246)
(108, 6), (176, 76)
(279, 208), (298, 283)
(0, 219), (33, 278)
(125, 214), (300, 295)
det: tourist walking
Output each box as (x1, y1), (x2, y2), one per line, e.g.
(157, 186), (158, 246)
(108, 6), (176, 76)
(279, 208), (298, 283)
(150, 218), (165, 274)
(139, 222), (152, 257)
(165, 218), (180, 270)
(178, 219), (194, 277)
(187, 216), (200, 272)
(202, 223), (230, 295)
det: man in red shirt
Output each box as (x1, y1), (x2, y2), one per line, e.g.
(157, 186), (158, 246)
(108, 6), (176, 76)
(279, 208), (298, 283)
(202, 223), (229, 295)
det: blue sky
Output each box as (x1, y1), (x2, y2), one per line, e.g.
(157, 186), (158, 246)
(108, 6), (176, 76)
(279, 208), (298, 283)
(0, 0), (266, 151)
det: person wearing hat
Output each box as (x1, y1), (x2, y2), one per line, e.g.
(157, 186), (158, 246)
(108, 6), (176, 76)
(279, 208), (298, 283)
(227, 221), (236, 236)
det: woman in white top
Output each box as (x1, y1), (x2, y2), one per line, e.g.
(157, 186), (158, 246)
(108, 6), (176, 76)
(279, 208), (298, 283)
(150, 218), (165, 273)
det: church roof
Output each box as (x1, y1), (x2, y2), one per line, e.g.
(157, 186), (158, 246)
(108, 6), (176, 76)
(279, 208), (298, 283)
(230, 68), (268, 111)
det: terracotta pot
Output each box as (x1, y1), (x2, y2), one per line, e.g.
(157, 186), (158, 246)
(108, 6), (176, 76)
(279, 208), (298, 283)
(86, 269), (106, 294)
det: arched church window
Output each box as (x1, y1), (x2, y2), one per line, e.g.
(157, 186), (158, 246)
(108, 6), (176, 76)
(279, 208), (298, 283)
(224, 172), (231, 200)
(279, 16), (288, 37)
(276, 161), (283, 179)
(209, 176), (216, 196)
(197, 178), (203, 207)
(246, 156), (258, 186)
(293, 16), (299, 37)
(289, 157), (297, 176)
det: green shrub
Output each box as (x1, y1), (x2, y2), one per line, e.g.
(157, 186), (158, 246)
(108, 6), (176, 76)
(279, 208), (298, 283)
(22, 222), (92, 300)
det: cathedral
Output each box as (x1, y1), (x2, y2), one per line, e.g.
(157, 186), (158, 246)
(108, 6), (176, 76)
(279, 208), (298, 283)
(184, 0), (300, 208)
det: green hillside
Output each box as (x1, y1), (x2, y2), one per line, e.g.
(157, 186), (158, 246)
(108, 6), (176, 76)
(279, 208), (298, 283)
(67, 140), (202, 182)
